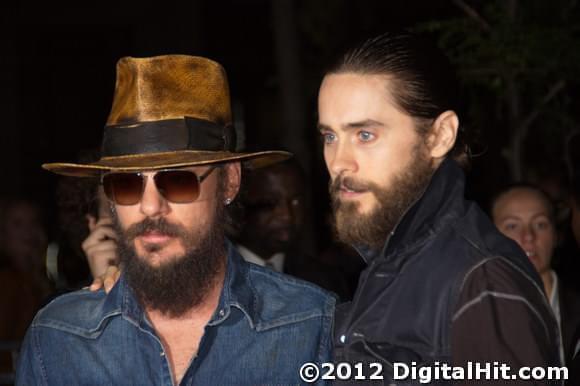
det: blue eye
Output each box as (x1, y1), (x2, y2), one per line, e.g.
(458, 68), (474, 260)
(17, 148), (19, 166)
(358, 131), (375, 142)
(321, 132), (337, 144)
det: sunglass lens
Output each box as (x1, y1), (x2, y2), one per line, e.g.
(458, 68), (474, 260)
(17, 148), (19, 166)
(154, 170), (200, 203)
(102, 173), (144, 205)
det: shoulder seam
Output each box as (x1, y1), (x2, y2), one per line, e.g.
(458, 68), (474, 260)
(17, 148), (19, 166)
(458, 255), (547, 309)
(247, 264), (334, 298)
(452, 290), (549, 338)
(31, 310), (122, 338)
(457, 256), (497, 295)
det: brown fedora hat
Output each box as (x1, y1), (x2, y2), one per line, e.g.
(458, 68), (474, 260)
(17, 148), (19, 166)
(43, 55), (290, 177)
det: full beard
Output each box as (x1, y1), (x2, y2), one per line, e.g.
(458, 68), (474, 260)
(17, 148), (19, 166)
(112, 204), (226, 318)
(330, 143), (435, 251)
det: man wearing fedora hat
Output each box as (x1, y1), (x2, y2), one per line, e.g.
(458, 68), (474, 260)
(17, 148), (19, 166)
(16, 55), (335, 385)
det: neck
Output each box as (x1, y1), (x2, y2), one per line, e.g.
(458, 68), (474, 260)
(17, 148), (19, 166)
(541, 270), (554, 299)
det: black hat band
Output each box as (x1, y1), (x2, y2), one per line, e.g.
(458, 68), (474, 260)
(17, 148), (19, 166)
(101, 117), (237, 157)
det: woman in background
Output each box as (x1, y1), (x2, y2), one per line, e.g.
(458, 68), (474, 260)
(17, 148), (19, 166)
(491, 184), (580, 365)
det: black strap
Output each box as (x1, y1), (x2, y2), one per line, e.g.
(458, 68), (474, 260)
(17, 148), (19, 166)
(101, 117), (237, 157)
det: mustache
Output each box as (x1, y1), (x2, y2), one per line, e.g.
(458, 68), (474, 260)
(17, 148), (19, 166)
(329, 175), (377, 196)
(124, 217), (186, 241)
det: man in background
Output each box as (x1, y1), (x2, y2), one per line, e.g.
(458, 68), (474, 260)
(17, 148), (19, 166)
(233, 158), (351, 298)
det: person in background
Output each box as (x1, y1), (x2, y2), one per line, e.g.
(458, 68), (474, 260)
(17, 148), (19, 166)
(81, 186), (119, 290)
(53, 149), (101, 289)
(234, 158), (306, 272)
(233, 158), (351, 298)
(491, 183), (580, 365)
(0, 196), (50, 376)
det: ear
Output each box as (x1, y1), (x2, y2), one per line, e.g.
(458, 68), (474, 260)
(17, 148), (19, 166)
(426, 110), (459, 159)
(224, 162), (242, 201)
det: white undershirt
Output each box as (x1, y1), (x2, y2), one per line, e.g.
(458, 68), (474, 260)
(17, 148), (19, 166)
(236, 244), (285, 273)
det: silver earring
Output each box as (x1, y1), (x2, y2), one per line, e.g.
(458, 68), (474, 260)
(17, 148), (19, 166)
(224, 198), (232, 205)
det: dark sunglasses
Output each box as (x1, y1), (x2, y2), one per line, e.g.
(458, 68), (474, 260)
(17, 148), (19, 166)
(102, 166), (216, 205)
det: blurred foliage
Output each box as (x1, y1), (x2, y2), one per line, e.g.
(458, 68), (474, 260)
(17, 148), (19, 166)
(416, 0), (580, 181)
(419, 1), (580, 90)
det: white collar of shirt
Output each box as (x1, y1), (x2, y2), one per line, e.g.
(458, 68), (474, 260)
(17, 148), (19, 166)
(236, 244), (285, 273)
(548, 270), (565, 364)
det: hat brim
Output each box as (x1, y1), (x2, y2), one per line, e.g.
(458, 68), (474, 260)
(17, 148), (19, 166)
(42, 150), (292, 177)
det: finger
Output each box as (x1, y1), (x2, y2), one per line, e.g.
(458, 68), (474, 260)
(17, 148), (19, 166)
(95, 217), (114, 227)
(103, 266), (121, 293)
(82, 227), (118, 250)
(85, 240), (118, 255)
(89, 277), (104, 292)
(86, 251), (119, 279)
(104, 272), (119, 294)
(93, 224), (117, 240)
(99, 225), (118, 240)
(86, 214), (97, 231)
(83, 227), (113, 247)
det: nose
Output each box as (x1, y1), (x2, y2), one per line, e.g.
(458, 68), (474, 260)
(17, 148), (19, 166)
(521, 225), (536, 244)
(274, 199), (296, 224)
(139, 174), (169, 218)
(325, 141), (358, 177)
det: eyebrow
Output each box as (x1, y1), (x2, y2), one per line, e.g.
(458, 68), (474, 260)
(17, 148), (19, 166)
(317, 119), (385, 132)
(498, 213), (550, 222)
(498, 215), (521, 222)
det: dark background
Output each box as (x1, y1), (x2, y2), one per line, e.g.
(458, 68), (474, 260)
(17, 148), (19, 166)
(1, 0), (578, 253)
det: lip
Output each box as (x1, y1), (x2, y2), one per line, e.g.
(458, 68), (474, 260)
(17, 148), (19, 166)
(525, 250), (538, 260)
(138, 232), (173, 244)
(339, 187), (368, 199)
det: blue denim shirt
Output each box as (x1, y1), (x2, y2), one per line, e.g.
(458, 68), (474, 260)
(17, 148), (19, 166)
(16, 241), (335, 385)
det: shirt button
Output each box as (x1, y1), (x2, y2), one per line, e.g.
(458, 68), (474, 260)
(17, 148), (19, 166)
(340, 335), (346, 343)
(219, 309), (225, 317)
(160, 351), (165, 357)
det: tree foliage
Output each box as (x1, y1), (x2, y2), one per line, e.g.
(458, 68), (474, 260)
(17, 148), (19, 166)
(417, 0), (580, 182)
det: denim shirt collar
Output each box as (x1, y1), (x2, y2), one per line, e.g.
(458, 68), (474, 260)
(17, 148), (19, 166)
(207, 240), (256, 327)
(105, 239), (258, 331)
